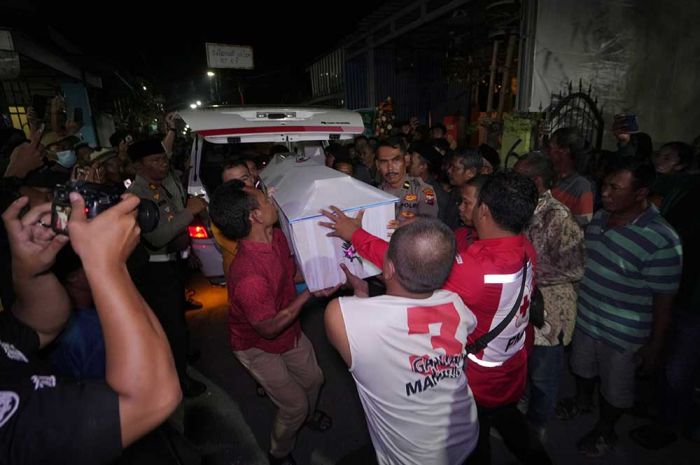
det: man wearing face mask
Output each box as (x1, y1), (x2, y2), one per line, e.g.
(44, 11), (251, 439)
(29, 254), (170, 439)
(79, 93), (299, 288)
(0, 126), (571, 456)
(45, 136), (81, 180)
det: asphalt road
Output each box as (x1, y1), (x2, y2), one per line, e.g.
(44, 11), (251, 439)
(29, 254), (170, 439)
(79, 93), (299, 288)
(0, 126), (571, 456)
(179, 275), (700, 465)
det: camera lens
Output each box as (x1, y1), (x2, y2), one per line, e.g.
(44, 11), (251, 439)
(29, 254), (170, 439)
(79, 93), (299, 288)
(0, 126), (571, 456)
(137, 199), (160, 233)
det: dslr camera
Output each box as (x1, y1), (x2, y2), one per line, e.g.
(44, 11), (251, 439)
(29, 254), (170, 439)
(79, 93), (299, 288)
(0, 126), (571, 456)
(52, 181), (159, 235)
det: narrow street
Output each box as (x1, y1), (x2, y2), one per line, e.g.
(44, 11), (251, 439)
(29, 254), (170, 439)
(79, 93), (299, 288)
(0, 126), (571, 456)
(183, 275), (698, 465)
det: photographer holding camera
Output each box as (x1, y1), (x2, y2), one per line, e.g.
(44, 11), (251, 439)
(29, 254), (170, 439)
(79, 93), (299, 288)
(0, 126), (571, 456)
(0, 193), (181, 464)
(126, 137), (208, 397)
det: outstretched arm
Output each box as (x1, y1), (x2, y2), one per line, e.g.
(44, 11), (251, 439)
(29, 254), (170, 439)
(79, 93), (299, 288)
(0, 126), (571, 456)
(319, 206), (389, 269)
(67, 193), (181, 447)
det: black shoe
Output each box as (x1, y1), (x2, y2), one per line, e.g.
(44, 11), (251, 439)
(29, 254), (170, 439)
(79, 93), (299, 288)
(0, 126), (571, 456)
(268, 453), (297, 465)
(181, 376), (207, 398)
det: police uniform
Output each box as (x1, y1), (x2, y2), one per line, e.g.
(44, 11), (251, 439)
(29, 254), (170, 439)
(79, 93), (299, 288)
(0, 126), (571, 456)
(380, 175), (439, 221)
(0, 311), (121, 465)
(128, 168), (194, 390)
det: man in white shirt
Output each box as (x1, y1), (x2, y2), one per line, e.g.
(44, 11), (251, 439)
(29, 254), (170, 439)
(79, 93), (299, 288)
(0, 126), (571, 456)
(324, 218), (479, 465)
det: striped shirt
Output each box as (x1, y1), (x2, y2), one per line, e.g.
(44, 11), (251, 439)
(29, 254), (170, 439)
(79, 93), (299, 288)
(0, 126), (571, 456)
(576, 206), (682, 352)
(551, 173), (594, 227)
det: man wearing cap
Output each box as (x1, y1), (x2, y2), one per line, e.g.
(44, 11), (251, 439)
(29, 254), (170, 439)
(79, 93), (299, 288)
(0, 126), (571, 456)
(127, 137), (208, 397)
(377, 136), (438, 225)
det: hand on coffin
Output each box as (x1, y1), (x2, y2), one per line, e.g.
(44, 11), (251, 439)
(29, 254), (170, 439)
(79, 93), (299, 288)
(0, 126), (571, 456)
(312, 284), (342, 298)
(386, 216), (418, 238)
(340, 263), (369, 298)
(319, 206), (364, 242)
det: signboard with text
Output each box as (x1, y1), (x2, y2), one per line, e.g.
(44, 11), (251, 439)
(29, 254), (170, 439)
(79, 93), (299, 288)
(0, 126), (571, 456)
(205, 43), (254, 70)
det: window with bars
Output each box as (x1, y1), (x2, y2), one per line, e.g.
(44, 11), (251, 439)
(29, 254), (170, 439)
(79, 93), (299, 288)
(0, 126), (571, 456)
(7, 106), (30, 137)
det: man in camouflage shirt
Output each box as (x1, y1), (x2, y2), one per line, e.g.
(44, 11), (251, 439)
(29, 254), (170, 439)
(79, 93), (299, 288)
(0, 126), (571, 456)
(514, 152), (585, 438)
(376, 136), (438, 224)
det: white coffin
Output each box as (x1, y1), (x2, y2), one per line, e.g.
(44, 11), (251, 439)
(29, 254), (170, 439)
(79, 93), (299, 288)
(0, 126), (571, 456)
(260, 154), (398, 292)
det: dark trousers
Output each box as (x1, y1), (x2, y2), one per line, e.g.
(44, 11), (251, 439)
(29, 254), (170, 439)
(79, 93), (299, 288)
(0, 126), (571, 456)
(466, 403), (551, 465)
(133, 260), (189, 380)
(660, 311), (700, 430)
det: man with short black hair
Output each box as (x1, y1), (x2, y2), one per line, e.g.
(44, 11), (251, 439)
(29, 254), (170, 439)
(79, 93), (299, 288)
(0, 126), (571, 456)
(514, 152), (585, 439)
(431, 123), (447, 140)
(562, 157), (682, 458)
(214, 160), (254, 279)
(324, 218), (479, 465)
(408, 142), (448, 217)
(322, 171), (551, 465)
(209, 181), (335, 465)
(443, 149), (484, 229)
(222, 159), (254, 186)
(547, 127), (594, 226)
(1, 192), (181, 464)
(376, 137), (438, 224)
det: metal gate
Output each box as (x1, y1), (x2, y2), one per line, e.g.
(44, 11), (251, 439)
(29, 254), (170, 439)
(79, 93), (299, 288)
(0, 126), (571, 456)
(542, 80), (605, 151)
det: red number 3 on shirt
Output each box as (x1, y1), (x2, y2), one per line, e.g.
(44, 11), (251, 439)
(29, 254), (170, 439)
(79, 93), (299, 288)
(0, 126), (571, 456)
(407, 303), (462, 355)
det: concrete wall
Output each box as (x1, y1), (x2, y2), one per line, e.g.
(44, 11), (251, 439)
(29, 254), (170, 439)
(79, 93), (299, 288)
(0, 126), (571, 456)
(527, 0), (700, 148)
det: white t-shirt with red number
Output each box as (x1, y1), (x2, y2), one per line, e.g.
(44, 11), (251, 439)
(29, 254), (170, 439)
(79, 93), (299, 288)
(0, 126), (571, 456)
(339, 289), (479, 465)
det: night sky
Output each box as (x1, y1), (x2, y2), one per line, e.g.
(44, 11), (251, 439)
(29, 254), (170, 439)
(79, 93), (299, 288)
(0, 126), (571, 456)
(27, 1), (388, 105)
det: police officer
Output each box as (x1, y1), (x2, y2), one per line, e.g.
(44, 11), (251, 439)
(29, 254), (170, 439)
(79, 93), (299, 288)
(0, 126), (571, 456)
(376, 136), (438, 223)
(127, 137), (207, 397)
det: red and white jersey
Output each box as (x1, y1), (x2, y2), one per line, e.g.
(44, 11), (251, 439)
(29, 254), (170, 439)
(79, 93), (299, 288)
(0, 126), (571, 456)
(447, 235), (535, 407)
(351, 229), (536, 408)
(339, 290), (479, 465)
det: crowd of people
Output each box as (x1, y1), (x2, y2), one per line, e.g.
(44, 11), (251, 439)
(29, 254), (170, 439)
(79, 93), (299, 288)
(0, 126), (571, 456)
(0, 102), (699, 465)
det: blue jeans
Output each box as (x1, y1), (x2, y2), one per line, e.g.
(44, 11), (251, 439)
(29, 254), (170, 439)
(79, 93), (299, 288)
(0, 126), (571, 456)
(526, 344), (564, 427)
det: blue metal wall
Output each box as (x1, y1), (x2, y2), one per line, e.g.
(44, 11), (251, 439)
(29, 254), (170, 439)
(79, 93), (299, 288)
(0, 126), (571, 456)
(345, 47), (470, 125)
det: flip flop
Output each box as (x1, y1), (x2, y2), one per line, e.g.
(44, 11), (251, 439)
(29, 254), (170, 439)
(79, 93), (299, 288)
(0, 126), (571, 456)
(306, 409), (332, 432)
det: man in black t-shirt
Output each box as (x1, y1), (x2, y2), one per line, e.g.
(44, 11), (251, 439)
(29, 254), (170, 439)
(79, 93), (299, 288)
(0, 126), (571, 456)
(0, 191), (181, 464)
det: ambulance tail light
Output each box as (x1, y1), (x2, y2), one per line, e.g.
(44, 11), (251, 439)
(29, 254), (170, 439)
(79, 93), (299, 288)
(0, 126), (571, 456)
(188, 218), (209, 239)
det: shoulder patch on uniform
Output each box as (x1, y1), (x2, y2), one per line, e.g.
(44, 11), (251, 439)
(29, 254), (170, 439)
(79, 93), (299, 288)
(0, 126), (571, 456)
(0, 391), (19, 428)
(423, 188), (435, 205)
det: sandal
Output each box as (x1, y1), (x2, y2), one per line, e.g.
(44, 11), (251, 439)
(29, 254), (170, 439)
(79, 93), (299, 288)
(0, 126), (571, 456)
(306, 409), (333, 432)
(577, 429), (617, 458)
(555, 398), (592, 421)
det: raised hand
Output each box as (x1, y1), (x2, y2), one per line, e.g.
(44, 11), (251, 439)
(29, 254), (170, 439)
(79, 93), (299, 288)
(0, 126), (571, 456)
(319, 206), (364, 242)
(3, 126), (45, 178)
(67, 193), (142, 269)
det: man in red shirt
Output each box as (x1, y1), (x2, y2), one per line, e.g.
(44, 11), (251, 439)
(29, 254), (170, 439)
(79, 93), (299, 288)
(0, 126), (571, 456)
(209, 180), (336, 465)
(321, 171), (551, 464)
